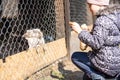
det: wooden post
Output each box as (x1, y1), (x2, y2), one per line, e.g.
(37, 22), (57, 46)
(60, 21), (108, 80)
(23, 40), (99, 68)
(64, 0), (71, 59)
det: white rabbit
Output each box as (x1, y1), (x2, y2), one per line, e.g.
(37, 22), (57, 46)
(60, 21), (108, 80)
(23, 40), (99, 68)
(23, 29), (45, 49)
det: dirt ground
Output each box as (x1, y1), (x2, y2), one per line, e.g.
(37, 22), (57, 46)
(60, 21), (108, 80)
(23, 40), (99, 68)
(26, 57), (84, 80)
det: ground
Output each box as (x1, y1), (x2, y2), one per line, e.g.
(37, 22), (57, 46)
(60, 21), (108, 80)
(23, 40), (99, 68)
(27, 57), (84, 80)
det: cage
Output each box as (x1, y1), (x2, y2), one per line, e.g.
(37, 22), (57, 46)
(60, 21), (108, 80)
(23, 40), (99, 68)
(0, 0), (70, 62)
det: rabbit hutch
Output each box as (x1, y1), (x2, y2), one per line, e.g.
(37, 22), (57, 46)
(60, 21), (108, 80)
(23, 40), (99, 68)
(0, 0), (90, 79)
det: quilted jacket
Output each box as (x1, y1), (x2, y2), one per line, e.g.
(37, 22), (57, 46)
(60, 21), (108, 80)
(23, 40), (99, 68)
(79, 4), (120, 76)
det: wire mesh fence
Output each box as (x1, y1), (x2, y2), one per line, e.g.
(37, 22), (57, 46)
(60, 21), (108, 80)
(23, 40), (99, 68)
(69, 0), (87, 25)
(110, 0), (120, 4)
(70, 0), (120, 25)
(0, 0), (91, 62)
(0, 0), (65, 62)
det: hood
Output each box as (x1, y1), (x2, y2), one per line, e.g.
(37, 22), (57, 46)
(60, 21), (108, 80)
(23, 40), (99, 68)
(97, 4), (120, 15)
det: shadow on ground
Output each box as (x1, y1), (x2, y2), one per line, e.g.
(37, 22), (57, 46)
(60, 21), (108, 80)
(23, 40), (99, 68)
(50, 62), (84, 80)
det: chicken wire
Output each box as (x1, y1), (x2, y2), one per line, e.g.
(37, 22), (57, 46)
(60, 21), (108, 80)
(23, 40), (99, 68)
(70, 0), (120, 25)
(110, 0), (120, 4)
(70, 0), (87, 25)
(0, 0), (66, 62)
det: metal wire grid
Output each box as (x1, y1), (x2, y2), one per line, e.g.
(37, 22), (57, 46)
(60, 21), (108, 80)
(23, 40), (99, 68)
(0, 0), (65, 61)
(110, 0), (120, 4)
(69, 0), (87, 25)
(69, 0), (120, 25)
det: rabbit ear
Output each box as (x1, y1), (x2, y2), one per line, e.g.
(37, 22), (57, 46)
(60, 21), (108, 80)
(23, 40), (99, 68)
(22, 33), (26, 37)
(23, 32), (30, 38)
(27, 30), (32, 33)
(23, 30), (32, 38)
(33, 29), (43, 37)
(33, 29), (40, 32)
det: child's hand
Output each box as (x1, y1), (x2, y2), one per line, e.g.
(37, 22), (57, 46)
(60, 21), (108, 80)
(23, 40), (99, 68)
(81, 24), (89, 31)
(69, 22), (82, 34)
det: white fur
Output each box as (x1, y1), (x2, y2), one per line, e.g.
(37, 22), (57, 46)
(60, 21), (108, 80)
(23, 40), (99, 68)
(23, 29), (45, 48)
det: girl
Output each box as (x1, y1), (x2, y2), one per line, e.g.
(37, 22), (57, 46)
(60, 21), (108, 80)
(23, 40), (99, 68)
(69, 0), (120, 80)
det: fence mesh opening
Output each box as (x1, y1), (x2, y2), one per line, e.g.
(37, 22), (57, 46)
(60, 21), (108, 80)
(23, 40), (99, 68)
(0, 0), (65, 61)
(69, 0), (88, 25)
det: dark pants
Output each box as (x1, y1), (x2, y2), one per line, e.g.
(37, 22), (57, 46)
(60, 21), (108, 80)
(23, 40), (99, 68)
(71, 52), (97, 74)
(71, 52), (120, 80)
(71, 52), (112, 77)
